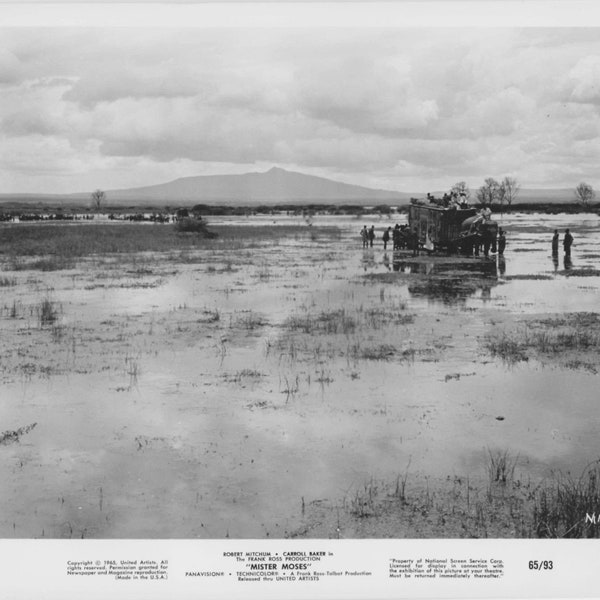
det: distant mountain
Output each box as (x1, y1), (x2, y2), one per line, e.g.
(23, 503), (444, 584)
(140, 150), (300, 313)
(90, 167), (408, 205)
(0, 167), (580, 207)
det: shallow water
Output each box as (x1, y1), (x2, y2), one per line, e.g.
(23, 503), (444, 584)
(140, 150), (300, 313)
(0, 212), (599, 538)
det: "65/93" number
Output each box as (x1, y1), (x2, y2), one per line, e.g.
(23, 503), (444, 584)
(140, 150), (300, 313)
(529, 560), (553, 571)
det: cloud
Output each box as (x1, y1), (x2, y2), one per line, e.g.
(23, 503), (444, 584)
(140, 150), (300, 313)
(62, 66), (204, 107)
(567, 55), (600, 103)
(1, 108), (61, 136)
(1, 27), (600, 192)
(0, 48), (20, 84)
(295, 55), (439, 135)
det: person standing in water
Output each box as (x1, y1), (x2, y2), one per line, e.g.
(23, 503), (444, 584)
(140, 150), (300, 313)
(383, 226), (391, 250)
(563, 228), (574, 257)
(393, 224), (401, 250)
(411, 228), (420, 257)
(497, 228), (506, 256)
(551, 229), (559, 256)
(360, 225), (368, 248)
(368, 225), (375, 248)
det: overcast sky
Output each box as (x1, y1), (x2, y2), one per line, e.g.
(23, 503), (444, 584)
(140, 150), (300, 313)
(1, 27), (600, 194)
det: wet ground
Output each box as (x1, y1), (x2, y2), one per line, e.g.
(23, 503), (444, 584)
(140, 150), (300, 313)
(0, 212), (599, 538)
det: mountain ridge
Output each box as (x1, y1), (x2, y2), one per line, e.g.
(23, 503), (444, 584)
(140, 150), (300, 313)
(97, 166), (408, 204)
(0, 167), (580, 206)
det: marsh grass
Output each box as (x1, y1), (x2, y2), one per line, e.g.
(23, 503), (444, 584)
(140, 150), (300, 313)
(17, 256), (75, 271)
(328, 452), (568, 537)
(527, 330), (600, 352)
(125, 356), (141, 390)
(487, 314), (600, 364)
(51, 324), (66, 343)
(535, 313), (600, 328)
(350, 479), (379, 518)
(362, 308), (414, 328)
(562, 268), (600, 277)
(533, 461), (600, 538)
(0, 224), (338, 263)
(0, 422), (37, 445)
(231, 369), (265, 383)
(0, 276), (17, 287)
(281, 374), (300, 402)
(394, 457), (412, 504)
(285, 309), (356, 335)
(285, 306), (413, 336)
(8, 300), (19, 318)
(504, 274), (553, 281)
(256, 264), (272, 281)
(485, 332), (529, 363)
(206, 262), (235, 274)
(199, 308), (220, 323)
(232, 311), (267, 330)
(564, 359), (597, 373)
(487, 449), (519, 485)
(38, 298), (58, 326)
(354, 344), (397, 360)
(174, 218), (217, 235)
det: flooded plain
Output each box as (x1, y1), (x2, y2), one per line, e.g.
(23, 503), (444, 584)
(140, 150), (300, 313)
(1, 212), (599, 538)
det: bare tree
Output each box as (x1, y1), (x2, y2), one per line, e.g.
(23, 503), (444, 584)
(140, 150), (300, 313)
(574, 182), (595, 207)
(501, 176), (520, 210)
(496, 181), (507, 212)
(450, 181), (471, 201)
(91, 189), (105, 211)
(476, 178), (500, 206)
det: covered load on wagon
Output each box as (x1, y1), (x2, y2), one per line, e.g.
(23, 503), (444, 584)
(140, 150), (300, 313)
(408, 199), (498, 255)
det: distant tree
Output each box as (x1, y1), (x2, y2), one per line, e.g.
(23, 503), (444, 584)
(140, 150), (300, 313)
(476, 178), (501, 206)
(374, 204), (392, 215)
(574, 182), (595, 207)
(500, 176), (520, 210)
(496, 181), (507, 211)
(450, 181), (471, 201)
(91, 189), (105, 211)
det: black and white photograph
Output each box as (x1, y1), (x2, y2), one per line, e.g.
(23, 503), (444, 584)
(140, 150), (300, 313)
(1, 1), (600, 597)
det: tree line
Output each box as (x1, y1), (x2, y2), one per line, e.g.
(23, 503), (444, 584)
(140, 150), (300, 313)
(447, 178), (596, 209)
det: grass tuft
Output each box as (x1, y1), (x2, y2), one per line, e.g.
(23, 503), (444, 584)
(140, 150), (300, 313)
(38, 298), (58, 326)
(533, 461), (600, 538)
(0, 423), (37, 445)
(485, 333), (529, 363)
(174, 218), (218, 236)
(487, 448), (518, 485)
(0, 276), (17, 287)
(350, 479), (378, 518)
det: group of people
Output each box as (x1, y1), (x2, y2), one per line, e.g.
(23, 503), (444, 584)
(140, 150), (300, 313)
(477, 227), (506, 258)
(552, 228), (574, 257)
(362, 223), (577, 261)
(362, 223), (418, 253)
(427, 191), (469, 209)
(361, 224), (507, 258)
(360, 225), (376, 248)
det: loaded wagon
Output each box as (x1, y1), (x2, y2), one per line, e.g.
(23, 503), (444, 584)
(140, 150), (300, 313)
(408, 202), (498, 255)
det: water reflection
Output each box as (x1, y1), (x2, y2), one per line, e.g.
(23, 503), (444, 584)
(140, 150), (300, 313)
(361, 248), (377, 271)
(498, 256), (506, 276)
(552, 255), (559, 273)
(564, 255), (573, 270)
(396, 259), (502, 305)
(383, 253), (391, 271)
